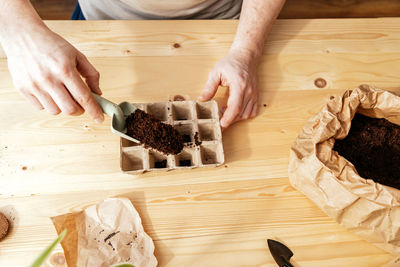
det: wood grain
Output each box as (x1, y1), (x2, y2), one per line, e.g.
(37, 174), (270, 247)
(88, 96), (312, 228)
(0, 180), (393, 266)
(0, 19), (398, 266)
(4, 19), (400, 59)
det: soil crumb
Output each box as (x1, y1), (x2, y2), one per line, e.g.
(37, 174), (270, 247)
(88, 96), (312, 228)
(0, 212), (9, 241)
(194, 132), (202, 146)
(126, 109), (184, 155)
(334, 113), (400, 189)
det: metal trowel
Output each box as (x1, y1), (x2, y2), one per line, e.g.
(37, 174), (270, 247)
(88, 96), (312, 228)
(92, 93), (140, 144)
(267, 239), (294, 267)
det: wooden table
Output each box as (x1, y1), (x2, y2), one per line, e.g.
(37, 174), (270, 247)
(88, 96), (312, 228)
(0, 19), (399, 266)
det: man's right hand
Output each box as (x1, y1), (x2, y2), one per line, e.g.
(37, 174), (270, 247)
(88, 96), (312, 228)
(3, 25), (104, 123)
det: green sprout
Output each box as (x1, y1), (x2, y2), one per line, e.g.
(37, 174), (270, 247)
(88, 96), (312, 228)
(30, 229), (66, 267)
(29, 229), (136, 267)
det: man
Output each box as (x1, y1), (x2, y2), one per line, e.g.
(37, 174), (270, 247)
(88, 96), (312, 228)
(0, 0), (285, 129)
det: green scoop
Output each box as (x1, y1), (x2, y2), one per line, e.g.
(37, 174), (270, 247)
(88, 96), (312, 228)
(92, 93), (139, 144)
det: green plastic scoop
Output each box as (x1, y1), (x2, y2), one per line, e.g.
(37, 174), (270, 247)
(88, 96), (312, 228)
(92, 93), (140, 144)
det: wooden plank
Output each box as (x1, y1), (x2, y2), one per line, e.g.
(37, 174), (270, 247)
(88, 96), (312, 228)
(0, 180), (393, 266)
(280, 0), (400, 19)
(3, 19), (400, 58)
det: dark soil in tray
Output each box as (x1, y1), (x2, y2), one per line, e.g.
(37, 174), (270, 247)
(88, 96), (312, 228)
(154, 160), (167, 168)
(126, 109), (184, 155)
(333, 113), (400, 190)
(179, 159), (192, 166)
(182, 134), (191, 143)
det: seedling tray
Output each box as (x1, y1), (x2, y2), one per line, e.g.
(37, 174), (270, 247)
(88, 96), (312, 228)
(120, 100), (224, 173)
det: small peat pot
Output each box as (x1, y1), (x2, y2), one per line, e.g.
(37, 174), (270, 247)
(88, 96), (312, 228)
(120, 100), (224, 173)
(288, 85), (400, 255)
(0, 212), (9, 241)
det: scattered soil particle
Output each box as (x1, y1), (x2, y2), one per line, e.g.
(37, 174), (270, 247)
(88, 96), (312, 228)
(334, 113), (400, 189)
(0, 212), (9, 241)
(263, 104), (267, 107)
(186, 142), (193, 147)
(21, 166), (27, 171)
(104, 231), (120, 243)
(108, 241), (115, 251)
(330, 96), (335, 100)
(126, 109), (184, 155)
(173, 43), (181, 48)
(179, 159), (191, 166)
(154, 160), (167, 168)
(194, 132), (202, 146)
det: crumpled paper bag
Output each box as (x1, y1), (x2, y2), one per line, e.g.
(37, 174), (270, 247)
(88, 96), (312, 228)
(288, 84), (400, 255)
(51, 198), (157, 267)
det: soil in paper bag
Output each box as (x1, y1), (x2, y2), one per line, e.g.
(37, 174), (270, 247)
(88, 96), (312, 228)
(334, 113), (400, 190)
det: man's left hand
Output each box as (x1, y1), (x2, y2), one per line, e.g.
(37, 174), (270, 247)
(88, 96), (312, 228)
(198, 48), (259, 130)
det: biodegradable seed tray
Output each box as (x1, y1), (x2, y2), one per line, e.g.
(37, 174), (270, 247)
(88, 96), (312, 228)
(120, 100), (224, 173)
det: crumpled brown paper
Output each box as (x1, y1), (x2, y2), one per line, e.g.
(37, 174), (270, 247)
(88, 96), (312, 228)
(288, 84), (400, 256)
(51, 198), (157, 267)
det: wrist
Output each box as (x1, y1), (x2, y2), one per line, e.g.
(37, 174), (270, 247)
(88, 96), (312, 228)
(0, 22), (49, 54)
(229, 43), (261, 65)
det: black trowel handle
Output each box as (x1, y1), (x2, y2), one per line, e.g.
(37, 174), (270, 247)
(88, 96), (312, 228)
(281, 257), (293, 267)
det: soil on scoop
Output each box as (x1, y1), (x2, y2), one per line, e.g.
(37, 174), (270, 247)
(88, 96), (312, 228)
(126, 109), (184, 155)
(333, 113), (400, 190)
(0, 212), (9, 241)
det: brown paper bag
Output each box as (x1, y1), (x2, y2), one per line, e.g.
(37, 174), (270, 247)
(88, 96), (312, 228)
(288, 84), (400, 255)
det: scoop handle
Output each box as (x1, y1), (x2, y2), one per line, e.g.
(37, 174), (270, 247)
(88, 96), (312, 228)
(92, 93), (126, 131)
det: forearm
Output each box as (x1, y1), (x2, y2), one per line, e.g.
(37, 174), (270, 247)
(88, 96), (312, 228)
(232, 0), (285, 59)
(0, 0), (47, 51)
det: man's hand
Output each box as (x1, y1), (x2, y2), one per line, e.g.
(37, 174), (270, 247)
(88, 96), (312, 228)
(4, 27), (104, 122)
(199, 0), (285, 130)
(199, 48), (258, 129)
